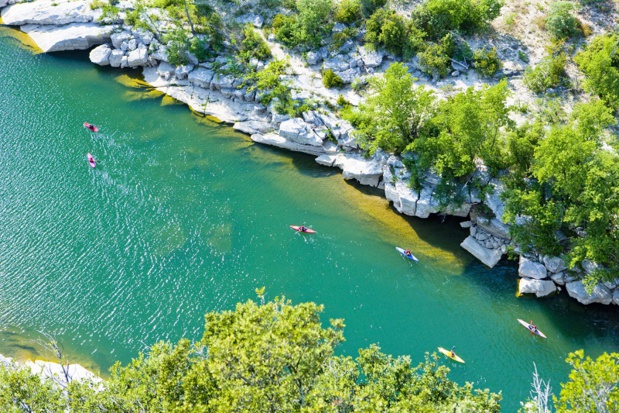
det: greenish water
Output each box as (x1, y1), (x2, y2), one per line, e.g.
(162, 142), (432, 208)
(1, 30), (618, 411)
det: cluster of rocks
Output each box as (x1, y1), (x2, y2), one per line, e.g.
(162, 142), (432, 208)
(90, 29), (158, 68)
(517, 255), (619, 305)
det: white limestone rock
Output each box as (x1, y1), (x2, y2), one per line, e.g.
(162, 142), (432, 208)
(279, 118), (323, 146)
(323, 55), (350, 72)
(476, 216), (510, 239)
(127, 43), (148, 67)
(581, 259), (600, 275)
(543, 255), (567, 274)
(460, 236), (503, 268)
(0, 0), (8, 8)
(233, 121), (273, 135)
(414, 186), (440, 218)
(460, 221), (473, 228)
(550, 271), (566, 286)
(331, 152), (385, 187)
(21, 23), (113, 53)
(566, 281), (613, 305)
(613, 289), (619, 305)
(108, 49), (124, 67)
(26, 360), (101, 387)
(111, 31), (131, 49)
(519, 278), (557, 297)
(89, 43), (112, 66)
(156, 61), (175, 79)
(358, 45), (384, 68)
(335, 68), (360, 84)
(188, 67), (214, 89)
(2, 0), (96, 26)
(519, 256), (547, 279)
(485, 178), (507, 220)
(175, 64), (194, 80)
(252, 133), (326, 156)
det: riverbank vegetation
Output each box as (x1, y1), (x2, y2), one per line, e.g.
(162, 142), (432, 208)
(0, 297), (616, 412)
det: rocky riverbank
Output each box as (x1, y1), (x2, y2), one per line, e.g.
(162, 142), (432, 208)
(2, 0), (618, 307)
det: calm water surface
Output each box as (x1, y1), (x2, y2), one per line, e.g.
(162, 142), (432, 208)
(1, 30), (618, 411)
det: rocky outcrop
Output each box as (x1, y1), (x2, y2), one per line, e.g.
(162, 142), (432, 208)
(21, 23), (113, 52)
(519, 278), (557, 297)
(460, 236), (503, 268)
(1, 0), (98, 26)
(89, 43), (112, 65)
(566, 281), (613, 305)
(518, 256), (547, 280)
(252, 133), (327, 156)
(316, 152), (386, 187)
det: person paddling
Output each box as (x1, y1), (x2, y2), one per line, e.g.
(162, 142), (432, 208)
(528, 320), (538, 334)
(450, 346), (456, 358)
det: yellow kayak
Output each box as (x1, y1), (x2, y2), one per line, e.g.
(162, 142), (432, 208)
(438, 347), (465, 363)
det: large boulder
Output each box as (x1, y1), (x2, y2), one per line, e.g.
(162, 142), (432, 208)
(21, 23), (113, 53)
(89, 43), (112, 66)
(188, 67), (214, 89)
(519, 257), (547, 279)
(323, 55), (350, 72)
(566, 281), (613, 305)
(414, 186), (440, 218)
(476, 216), (510, 239)
(252, 133), (326, 156)
(358, 46), (384, 68)
(613, 289), (619, 305)
(127, 43), (148, 67)
(460, 236), (503, 268)
(279, 118), (323, 146)
(519, 278), (557, 297)
(384, 178), (419, 217)
(108, 49), (124, 67)
(543, 255), (567, 274)
(328, 153), (385, 187)
(1, 0), (96, 26)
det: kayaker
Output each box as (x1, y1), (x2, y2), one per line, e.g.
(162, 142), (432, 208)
(405, 249), (411, 256)
(300, 226), (307, 232)
(529, 321), (538, 334)
(450, 346), (456, 358)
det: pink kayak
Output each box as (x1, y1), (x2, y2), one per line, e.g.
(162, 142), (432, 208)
(290, 225), (316, 234)
(83, 122), (99, 132)
(87, 153), (96, 168)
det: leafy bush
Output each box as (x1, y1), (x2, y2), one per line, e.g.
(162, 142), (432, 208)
(364, 10), (426, 58)
(473, 46), (502, 77)
(545, 1), (578, 40)
(411, 0), (503, 40)
(417, 35), (454, 78)
(240, 24), (272, 63)
(163, 28), (190, 66)
(575, 34), (619, 108)
(361, 0), (386, 17)
(334, 0), (362, 24)
(523, 53), (567, 93)
(272, 0), (333, 49)
(323, 69), (344, 88)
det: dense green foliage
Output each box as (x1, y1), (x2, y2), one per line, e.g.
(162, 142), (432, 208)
(503, 101), (619, 280)
(344, 62), (435, 155)
(575, 34), (619, 109)
(323, 68), (344, 88)
(523, 52), (568, 93)
(334, 0), (362, 24)
(239, 24), (272, 63)
(545, 1), (578, 41)
(554, 350), (619, 412)
(0, 298), (503, 412)
(272, 0), (333, 48)
(473, 46), (502, 77)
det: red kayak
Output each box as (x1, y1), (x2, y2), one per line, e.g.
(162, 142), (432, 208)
(83, 122), (99, 132)
(87, 153), (96, 168)
(290, 225), (316, 234)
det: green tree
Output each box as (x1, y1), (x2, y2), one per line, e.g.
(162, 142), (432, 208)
(344, 62), (436, 155)
(575, 33), (619, 109)
(555, 350), (619, 413)
(412, 80), (511, 179)
(0, 363), (65, 412)
(545, 1), (578, 41)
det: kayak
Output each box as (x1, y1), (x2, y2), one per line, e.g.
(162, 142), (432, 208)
(517, 319), (547, 338)
(290, 225), (316, 234)
(438, 347), (465, 363)
(396, 247), (418, 261)
(83, 122), (99, 132)
(87, 153), (96, 168)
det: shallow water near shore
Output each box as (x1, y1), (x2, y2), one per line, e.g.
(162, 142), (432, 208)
(1, 34), (619, 411)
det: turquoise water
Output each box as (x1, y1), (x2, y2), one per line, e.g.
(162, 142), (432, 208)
(1, 29), (618, 411)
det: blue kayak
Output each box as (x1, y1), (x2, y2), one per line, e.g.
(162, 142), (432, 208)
(396, 247), (418, 262)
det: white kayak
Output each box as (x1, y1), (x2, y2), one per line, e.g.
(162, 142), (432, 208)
(517, 319), (547, 338)
(396, 247), (418, 262)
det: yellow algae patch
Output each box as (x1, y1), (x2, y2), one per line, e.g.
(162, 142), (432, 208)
(154, 223), (187, 257)
(161, 94), (184, 106)
(122, 89), (164, 101)
(0, 26), (43, 54)
(190, 109), (223, 124)
(114, 73), (152, 89)
(204, 222), (233, 254)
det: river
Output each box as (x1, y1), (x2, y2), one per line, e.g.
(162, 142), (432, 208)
(1, 29), (618, 411)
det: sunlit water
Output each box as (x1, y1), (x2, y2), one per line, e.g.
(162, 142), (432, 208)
(1, 29), (618, 411)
